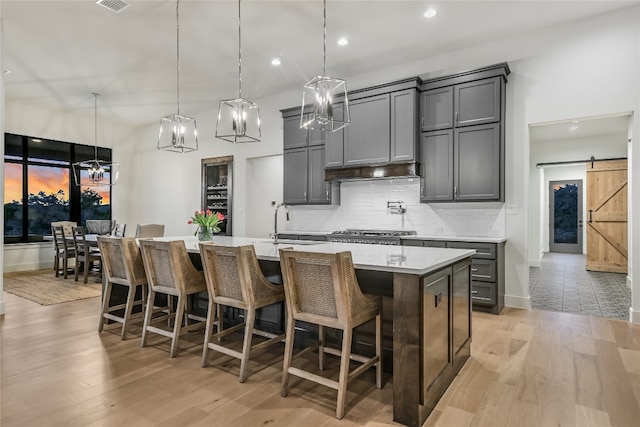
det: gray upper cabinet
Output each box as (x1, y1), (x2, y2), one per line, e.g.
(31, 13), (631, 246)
(420, 130), (453, 202)
(283, 115), (308, 149)
(308, 145), (331, 204)
(283, 147), (309, 204)
(455, 123), (501, 201)
(420, 86), (454, 132)
(325, 102), (345, 167)
(419, 63), (509, 202)
(344, 94), (390, 165)
(454, 77), (501, 127)
(391, 89), (418, 163)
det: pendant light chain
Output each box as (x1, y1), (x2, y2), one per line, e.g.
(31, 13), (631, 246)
(176, 0), (181, 115)
(323, 0), (327, 76)
(238, 0), (242, 99)
(93, 92), (99, 159)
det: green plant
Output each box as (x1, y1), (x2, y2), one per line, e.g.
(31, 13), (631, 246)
(188, 210), (224, 235)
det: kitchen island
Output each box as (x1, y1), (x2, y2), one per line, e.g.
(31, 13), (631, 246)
(152, 236), (475, 427)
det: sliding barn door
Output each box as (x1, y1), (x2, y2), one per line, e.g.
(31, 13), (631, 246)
(586, 159), (627, 273)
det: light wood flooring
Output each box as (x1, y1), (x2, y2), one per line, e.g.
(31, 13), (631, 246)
(1, 291), (640, 426)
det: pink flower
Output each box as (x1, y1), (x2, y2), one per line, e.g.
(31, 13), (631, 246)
(187, 220), (193, 225)
(206, 209), (212, 215)
(217, 212), (225, 221)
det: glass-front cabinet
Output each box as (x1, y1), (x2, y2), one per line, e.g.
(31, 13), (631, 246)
(201, 155), (232, 235)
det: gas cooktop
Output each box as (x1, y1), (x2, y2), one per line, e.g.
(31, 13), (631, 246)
(330, 229), (417, 237)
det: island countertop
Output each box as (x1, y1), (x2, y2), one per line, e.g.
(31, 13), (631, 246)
(151, 235), (476, 276)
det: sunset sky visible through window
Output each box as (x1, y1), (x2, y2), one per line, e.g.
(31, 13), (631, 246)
(4, 163), (110, 205)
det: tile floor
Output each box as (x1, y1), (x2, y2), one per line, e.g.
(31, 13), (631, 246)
(529, 252), (631, 320)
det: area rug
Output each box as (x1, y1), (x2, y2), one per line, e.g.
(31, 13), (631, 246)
(3, 269), (102, 306)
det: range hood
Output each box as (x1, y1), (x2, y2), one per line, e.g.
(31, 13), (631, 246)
(324, 162), (418, 182)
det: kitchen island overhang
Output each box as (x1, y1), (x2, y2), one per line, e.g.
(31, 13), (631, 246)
(149, 236), (476, 427)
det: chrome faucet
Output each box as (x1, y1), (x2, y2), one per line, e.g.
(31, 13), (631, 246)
(272, 203), (289, 243)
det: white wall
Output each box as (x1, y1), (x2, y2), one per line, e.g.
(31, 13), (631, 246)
(1, 1), (5, 314)
(3, 6), (640, 323)
(246, 155), (284, 239)
(529, 133), (628, 264)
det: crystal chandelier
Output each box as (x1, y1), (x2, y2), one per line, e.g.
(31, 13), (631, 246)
(215, 0), (261, 143)
(158, 0), (198, 152)
(72, 93), (120, 187)
(301, 0), (350, 132)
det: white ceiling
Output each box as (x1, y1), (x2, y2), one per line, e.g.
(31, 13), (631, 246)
(2, 0), (638, 129)
(529, 114), (630, 142)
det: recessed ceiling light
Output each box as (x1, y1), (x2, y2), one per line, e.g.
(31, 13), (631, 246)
(337, 38), (348, 46)
(3, 70), (11, 75)
(569, 126), (579, 131)
(424, 8), (437, 18)
(31, 138), (42, 143)
(571, 120), (579, 124)
(271, 58), (281, 66)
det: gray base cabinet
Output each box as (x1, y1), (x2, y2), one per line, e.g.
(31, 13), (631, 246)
(403, 239), (505, 314)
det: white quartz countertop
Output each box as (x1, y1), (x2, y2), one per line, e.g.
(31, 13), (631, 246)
(401, 235), (507, 243)
(151, 236), (475, 276)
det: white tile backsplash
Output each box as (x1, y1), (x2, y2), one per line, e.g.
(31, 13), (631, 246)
(286, 178), (505, 237)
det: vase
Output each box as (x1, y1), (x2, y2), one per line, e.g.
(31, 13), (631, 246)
(197, 226), (214, 241)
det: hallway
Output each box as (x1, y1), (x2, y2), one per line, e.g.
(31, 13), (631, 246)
(529, 252), (630, 321)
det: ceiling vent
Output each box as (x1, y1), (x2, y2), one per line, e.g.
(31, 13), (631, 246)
(96, 0), (130, 13)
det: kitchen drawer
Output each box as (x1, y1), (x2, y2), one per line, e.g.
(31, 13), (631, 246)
(401, 239), (447, 248)
(446, 241), (496, 259)
(471, 281), (496, 306)
(402, 239), (425, 247)
(470, 259), (496, 282)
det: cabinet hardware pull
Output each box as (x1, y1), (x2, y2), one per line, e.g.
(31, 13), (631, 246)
(326, 190), (329, 200)
(421, 117), (424, 129)
(435, 292), (443, 307)
(471, 268), (478, 272)
(471, 290), (478, 294)
(588, 210), (592, 223)
(455, 112), (459, 125)
(454, 186), (458, 197)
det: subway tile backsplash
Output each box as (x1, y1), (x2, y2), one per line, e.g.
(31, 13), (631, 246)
(287, 178), (505, 237)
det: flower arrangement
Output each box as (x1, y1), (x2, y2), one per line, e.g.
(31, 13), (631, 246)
(188, 210), (225, 239)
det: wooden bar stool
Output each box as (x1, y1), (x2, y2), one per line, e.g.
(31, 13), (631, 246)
(279, 249), (383, 419)
(97, 236), (147, 340)
(199, 243), (285, 383)
(139, 239), (207, 358)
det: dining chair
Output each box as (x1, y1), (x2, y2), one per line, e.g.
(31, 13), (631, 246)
(139, 239), (207, 357)
(199, 243), (285, 383)
(135, 224), (165, 238)
(51, 225), (75, 279)
(279, 249), (383, 420)
(97, 236), (148, 340)
(112, 223), (126, 237)
(71, 226), (101, 284)
(86, 219), (116, 235)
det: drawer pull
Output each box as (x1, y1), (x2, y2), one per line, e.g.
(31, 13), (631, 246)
(471, 290), (478, 294)
(435, 292), (443, 307)
(473, 296), (492, 302)
(471, 268), (478, 272)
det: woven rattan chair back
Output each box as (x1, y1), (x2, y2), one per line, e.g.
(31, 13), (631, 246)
(200, 244), (246, 302)
(97, 236), (148, 340)
(135, 224), (165, 238)
(98, 236), (146, 287)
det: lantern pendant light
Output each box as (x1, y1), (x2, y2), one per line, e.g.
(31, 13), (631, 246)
(72, 93), (120, 187)
(300, 0), (350, 132)
(215, 0), (261, 143)
(158, 0), (199, 153)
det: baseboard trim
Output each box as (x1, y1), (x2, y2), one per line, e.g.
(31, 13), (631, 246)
(630, 308), (640, 325)
(0, 301), (5, 315)
(529, 259), (541, 268)
(505, 294), (531, 310)
(3, 262), (54, 273)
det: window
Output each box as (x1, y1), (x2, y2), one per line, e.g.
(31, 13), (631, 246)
(3, 133), (112, 243)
